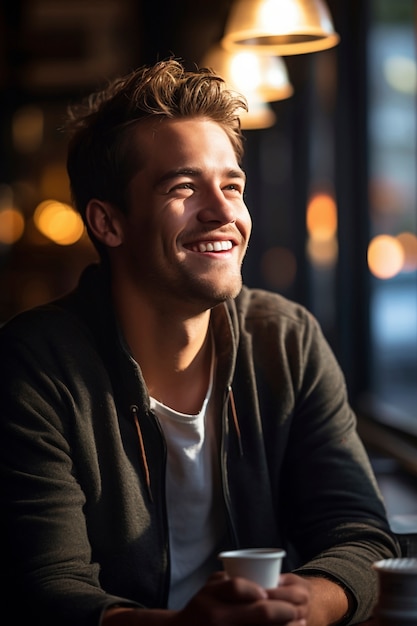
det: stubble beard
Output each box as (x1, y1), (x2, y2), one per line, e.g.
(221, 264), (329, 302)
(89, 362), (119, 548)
(165, 263), (244, 312)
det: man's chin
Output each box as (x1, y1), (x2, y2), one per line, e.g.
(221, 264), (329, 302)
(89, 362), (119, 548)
(204, 281), (243, 305)
(176, 271), (243, 308)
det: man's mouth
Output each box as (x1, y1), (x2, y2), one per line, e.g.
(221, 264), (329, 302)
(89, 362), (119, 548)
(188, 240), (233, 253)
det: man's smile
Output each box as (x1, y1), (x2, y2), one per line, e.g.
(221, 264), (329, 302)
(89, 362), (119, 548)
(187, 240), (234, 253)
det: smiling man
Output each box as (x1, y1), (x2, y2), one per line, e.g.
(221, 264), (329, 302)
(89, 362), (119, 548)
(93, 117), (251, 416)
(0, 59), (400, 626)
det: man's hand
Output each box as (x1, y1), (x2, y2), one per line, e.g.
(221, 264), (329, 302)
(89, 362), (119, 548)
(175, 571), (309, 625)
(103, 571), (309, 626)
(103, 572), (350, 625)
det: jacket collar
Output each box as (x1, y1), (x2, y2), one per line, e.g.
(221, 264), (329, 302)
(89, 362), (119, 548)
(63, 262), (241, 399)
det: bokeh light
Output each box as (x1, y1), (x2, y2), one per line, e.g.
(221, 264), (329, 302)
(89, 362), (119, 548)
(396, 231), (417, 271)
(306, 191), (338, 268)
(384, 55), (417, 95)
(34, 200), (84, 245)
(306, 237), (338, 267)
(0, 208), (26, 244)
(306, 192), (338, 241)
(367, 234), (404, 279)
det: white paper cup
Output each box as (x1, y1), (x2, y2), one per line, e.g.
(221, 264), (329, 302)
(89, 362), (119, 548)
(218, 548), (286, 589)
(373, 558), (417, 625)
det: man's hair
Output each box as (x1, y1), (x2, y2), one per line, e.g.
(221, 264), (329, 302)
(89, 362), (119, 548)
(65, 58), (248, 251)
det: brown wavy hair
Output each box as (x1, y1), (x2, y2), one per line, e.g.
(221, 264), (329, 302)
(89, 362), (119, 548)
(65, 58), (248, 234)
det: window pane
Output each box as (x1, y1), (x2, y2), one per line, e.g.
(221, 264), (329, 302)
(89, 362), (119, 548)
(368, 0), (417, 423)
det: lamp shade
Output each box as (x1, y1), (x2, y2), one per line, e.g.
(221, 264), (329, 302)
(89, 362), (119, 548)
(201, 44), (293, 129)
(222, 0), (340, 55)
(239, 100), (277, 130)
(201, 44), (293, 102)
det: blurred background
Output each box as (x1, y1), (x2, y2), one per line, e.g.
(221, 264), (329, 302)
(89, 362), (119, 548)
(0, 1), (416, 490)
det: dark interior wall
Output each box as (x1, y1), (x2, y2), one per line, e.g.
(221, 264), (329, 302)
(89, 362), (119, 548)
(139, 0), (232, 67)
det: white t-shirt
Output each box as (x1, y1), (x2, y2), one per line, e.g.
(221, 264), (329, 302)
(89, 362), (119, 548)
(150, 353), (226, 609)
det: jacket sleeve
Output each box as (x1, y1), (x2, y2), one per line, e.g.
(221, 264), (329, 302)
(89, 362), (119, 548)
(0, 316), (140, 626)
(281, 309), (401, 623)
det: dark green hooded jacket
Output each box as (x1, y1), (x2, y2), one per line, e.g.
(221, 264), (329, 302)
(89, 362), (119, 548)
(0, 264), (400, 625)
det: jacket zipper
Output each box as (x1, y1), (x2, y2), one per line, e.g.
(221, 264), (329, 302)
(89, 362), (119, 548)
(130, 404), (171, 607)
(220, 385), (240, 547)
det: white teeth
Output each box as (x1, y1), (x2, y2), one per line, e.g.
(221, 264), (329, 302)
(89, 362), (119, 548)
(192, 240), (233, 253)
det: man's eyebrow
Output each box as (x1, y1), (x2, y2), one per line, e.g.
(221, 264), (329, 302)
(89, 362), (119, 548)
(155, 167), (246, 187)
(228, 168), (247, 182)
(156, 168), (202, 186)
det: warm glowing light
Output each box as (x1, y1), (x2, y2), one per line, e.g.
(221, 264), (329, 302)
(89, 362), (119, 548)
(231, 51), (263, 92)
(367, 235), (404, 279)
(306, 192), (337, 241)
(261, 246), (297, 289)
(229, 50), (293, 100)
(306, 236), (338, 267)
(201, 44), (293, 105)
(241, 100), (277, 129)
(260, 0), (298, 33)
(34, 200), (84, 245)
(12, 105), (44, 153)
(201, 44), (292, 130)
(221, 0), (340, 55)
(384, 55), (417, 95)
(0, 208), (25, 244)
(396, 232), (417, 271)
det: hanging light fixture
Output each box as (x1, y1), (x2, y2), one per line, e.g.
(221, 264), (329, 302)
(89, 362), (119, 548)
(201, 43), (293, 129)
(202, 44), (293, 102)
(238, 100), (278, 130)
(221, 0), (340, 56)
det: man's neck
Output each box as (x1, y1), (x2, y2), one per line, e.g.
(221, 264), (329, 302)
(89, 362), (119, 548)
(113, 286), (213, 414)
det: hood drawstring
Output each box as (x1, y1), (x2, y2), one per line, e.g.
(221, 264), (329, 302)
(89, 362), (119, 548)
(130, 405), (154, 503)
(228, 385), (243, 457)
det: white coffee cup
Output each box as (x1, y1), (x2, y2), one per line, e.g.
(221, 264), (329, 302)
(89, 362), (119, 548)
(373, 557), (417, 625)
(218, 548), (286, 589)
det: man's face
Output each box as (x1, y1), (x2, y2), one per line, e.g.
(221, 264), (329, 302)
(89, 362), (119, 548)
(114, 118), (252, 312)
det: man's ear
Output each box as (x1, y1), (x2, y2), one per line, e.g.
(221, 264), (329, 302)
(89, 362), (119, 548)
(85, 200), (123, 247)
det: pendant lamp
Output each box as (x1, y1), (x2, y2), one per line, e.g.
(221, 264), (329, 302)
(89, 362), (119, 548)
(201, 44), (293, 129)
(221, 0), (340, 55)
(202, 44), (293, 102)
(239, 100), (277, 130)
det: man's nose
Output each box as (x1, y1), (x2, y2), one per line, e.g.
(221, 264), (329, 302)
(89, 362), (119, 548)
(197, 188), (238, 224)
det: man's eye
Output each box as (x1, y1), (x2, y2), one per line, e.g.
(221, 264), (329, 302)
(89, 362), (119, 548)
(166, 183), (193, 194)
(174, 182), (193, 190)
(225, 184), (243, 193)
